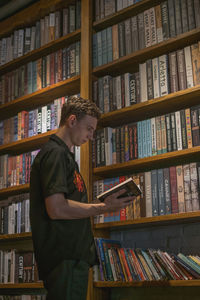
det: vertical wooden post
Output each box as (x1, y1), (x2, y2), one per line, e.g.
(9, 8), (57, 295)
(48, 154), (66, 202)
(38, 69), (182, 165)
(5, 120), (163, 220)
(80, 0), (92, 200)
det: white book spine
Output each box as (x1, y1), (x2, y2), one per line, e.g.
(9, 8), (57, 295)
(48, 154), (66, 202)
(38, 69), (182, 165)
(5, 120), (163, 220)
(159, 54), (169, 96)
(117, 0), (123, 11)
(144, 9), (151, 48)
(145, 171), (152, 217)
(184, 46), (194, 88)
(152, 57), (160, 98)
(139, 62), (148, 102)
(124, 73), (131, 107)
(190, 162), (200, 211)
(175, 111), (182, 150)
(41, 106), (47, 133)
(18, 29), (24, 57)
(149, 7), (157, 45)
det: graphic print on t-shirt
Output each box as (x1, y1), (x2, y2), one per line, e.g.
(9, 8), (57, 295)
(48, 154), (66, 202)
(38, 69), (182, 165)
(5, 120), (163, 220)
(73, 169), (85, 193)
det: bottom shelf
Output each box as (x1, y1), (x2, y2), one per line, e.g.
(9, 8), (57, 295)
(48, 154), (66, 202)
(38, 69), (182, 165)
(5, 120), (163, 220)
(94, 280), (200, 287)
(0, 282), (44, 289)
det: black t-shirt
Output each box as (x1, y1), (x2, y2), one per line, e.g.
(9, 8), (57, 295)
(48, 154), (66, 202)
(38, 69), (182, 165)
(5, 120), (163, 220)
(30, 134), (96, 280)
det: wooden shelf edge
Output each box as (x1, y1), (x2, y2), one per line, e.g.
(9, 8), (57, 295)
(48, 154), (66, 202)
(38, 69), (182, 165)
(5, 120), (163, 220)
(0, 282), (44, 289)
(0, 29), (81, 76)
(93, 146), (200, 177)
(92, 28), (200, 77)
(0, 75), (80, 121)
(94, 279), (200, 287)
(0, 129), (57, 155)
(0, 232), (32, 241)
(93, 211), (200, 230)
(0, 184), (30, 199)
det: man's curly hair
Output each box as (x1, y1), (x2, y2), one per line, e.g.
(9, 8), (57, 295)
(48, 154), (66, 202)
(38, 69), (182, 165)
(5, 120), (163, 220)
(59, 96), (101, 127)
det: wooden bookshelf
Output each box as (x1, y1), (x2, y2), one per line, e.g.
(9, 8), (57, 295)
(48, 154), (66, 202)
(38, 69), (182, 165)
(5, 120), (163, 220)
(0, 232), (32, 241)
(93, 0), (164, 31)
(93, 146), (200, 178)
(0, 130), (57, 156)
(94, 211), (200, 230)
(92, 27), (200, 77)
(94, 280), (200, 288)
(0, 283), (44, 289)
(98, 85), (200, 128)
(0, 75), (80, 121)
(0, 184), (29, 200)
(0, 29), (81, 76)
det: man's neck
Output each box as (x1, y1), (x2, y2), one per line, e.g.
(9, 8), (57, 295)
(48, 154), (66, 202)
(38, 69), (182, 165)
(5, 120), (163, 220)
(56, 126), (73, 149)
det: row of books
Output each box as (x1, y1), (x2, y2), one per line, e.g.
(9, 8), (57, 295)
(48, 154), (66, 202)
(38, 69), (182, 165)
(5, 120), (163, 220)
(93, 106), (200, 167)
(0, 0), (81, 66)
(93, 43), (199, 113)
(0, 250), (39, 284)
(0, 148), (81, 191)
(93, 161), (200, 223)
(0, 94), (79, 145)
(94, 0), (142, 21)
(0, 296), (46, 300)
(0, 41), (80, 105)
(0, 150), (39, 190)
(0, 193), (30, 235)
(93, 0), (200, 67)
(94, 238), (200, 281)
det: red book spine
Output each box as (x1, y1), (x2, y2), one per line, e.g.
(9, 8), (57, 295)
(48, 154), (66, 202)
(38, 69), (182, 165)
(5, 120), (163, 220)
(169, 166), (179, 213)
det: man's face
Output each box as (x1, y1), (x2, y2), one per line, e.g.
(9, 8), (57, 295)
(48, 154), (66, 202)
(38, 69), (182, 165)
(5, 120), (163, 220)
(70, 114), (98, 146)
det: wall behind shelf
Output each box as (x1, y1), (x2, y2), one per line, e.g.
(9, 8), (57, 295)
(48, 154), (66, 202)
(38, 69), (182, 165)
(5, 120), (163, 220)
(110, 286), (200, 300)
(111, 221), (200, 254)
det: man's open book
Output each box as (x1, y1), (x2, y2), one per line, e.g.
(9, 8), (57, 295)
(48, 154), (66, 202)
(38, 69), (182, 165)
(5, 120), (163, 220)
(97, 177), (142, 202)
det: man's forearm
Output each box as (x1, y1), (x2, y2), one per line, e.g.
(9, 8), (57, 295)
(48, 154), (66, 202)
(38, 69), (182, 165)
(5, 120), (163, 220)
(45, 194), (106, 220)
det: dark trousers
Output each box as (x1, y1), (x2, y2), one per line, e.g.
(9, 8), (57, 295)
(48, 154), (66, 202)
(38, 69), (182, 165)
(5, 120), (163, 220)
(43, 260), (90, 300)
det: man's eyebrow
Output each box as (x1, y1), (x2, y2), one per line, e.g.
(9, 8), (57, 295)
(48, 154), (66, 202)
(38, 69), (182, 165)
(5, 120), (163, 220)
(88, 125), (95, 130)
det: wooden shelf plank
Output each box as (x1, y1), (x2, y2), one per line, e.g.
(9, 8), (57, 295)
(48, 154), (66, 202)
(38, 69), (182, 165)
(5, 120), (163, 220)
(0, 76), (80, 121)
(0, 30), (81, 76)
(0, 184), (29, 200)
(0, 282), (44, 289)
(93, 28), (200, 77)
(0, 130), (57, 156)
(94, 211), (200, 230)
(93, 146), (200, 178)
(93, 0), (163, 31)
(94, 280), (200, 288)
(98, 85), (200, 128)
(0, 232), (32, 241)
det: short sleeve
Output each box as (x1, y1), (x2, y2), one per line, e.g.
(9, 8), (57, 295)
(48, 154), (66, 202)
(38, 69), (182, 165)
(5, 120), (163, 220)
(40, 147), (69, 198)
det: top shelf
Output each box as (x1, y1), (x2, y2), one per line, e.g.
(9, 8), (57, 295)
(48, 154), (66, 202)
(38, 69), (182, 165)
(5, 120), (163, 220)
(0, 0), (77, 38)
(93, 0), (164, 31)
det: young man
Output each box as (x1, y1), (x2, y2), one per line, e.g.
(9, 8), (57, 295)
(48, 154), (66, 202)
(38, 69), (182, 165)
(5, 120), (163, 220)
(30, 97), (134, 300)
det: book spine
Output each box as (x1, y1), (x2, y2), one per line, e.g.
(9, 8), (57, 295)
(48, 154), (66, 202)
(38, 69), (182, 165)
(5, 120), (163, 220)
(176, 165), (185, 213)
(169, 166), (179, 213)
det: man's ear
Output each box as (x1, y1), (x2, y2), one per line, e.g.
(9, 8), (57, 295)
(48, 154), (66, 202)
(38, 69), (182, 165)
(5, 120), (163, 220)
(68, 114), (77, 127)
